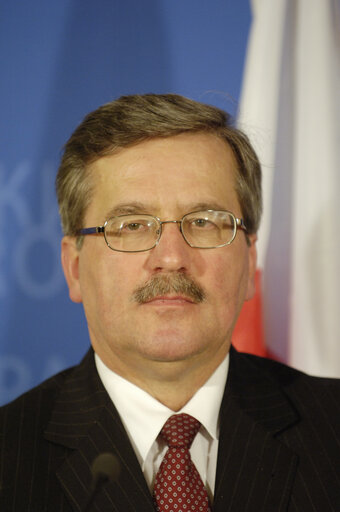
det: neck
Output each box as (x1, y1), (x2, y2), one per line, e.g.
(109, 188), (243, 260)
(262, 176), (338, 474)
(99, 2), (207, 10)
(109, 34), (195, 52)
(95, 345), (229, 411)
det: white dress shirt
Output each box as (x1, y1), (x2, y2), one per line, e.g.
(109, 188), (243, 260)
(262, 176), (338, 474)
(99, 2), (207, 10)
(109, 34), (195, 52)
(95, 353), (229, 501)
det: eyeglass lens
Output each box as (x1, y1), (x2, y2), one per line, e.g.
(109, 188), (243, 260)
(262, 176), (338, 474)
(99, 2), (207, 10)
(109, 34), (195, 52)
(103, 211), (236, 252)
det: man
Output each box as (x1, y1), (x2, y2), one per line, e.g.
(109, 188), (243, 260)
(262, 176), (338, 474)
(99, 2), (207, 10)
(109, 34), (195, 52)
(0, 94), (339, 511)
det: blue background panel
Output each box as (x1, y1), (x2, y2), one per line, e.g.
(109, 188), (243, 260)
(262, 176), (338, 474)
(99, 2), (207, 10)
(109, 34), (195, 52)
(0, 0), (251, 404)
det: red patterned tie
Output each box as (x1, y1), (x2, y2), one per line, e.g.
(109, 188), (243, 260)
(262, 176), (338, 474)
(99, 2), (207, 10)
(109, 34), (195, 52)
(153, 413), (211, 512)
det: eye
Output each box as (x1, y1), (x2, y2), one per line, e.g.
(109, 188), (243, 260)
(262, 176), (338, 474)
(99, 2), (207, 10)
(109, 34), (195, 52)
(125, 222), (143, 231)
(194, 218), (207, 227)
(191, 217), (216, 229)
(120, 221), (149, 233)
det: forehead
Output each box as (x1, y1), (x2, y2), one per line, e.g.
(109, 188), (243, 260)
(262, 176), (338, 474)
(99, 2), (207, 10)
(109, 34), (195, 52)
(86, 133), (240, 220)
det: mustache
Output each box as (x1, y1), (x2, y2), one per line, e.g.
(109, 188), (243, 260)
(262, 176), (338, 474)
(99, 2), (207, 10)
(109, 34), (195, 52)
(132, 273), (206, 304)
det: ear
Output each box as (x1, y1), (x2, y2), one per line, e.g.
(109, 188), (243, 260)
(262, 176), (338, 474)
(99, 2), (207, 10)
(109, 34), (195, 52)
(61, 236), (83, 303)
(245, 234), (258, 301)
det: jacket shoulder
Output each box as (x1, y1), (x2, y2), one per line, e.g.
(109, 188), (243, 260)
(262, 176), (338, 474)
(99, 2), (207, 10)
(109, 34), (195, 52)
(232, 350), (340, 418)
(0, 365), (75, 433)
(240, 351), (340, 384)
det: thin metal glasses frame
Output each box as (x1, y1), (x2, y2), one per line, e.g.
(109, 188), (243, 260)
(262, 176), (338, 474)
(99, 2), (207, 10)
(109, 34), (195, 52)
(77, 209), (247, 253)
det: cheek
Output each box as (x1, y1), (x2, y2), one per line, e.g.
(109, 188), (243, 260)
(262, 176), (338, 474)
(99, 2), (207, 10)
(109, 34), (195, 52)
(207, 250), (250, 305)
(83, 255), (143, 314)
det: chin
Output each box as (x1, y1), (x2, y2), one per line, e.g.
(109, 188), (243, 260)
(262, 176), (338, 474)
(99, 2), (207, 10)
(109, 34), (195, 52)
(140, 332), (206, 362)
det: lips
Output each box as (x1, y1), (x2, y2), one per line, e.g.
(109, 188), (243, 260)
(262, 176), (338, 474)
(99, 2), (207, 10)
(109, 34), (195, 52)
(143, 294), (195, 305)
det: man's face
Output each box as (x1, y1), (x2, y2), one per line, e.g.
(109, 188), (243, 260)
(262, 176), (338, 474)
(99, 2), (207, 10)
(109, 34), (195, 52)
(62, 133), (257, 383)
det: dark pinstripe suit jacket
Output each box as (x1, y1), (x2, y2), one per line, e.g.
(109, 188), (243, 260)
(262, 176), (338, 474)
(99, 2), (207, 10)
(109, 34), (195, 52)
(0, 346), (339, 511)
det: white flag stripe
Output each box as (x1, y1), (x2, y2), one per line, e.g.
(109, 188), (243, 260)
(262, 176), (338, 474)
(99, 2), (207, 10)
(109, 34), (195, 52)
(238, 0), (340, 376)
(238, 0), (288, 267)
(290, 0), (340, 376)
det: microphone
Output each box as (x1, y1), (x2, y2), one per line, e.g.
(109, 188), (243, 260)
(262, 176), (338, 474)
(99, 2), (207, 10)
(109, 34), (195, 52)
(84, 453), (120, 511)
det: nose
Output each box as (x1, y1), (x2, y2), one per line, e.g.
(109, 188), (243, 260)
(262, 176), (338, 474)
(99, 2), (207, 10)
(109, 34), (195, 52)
(145, 221), (192, 272)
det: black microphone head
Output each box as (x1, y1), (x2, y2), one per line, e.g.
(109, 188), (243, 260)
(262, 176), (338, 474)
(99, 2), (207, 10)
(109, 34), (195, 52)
(91, 452), (120, 484)
(84, 453), (120, 511)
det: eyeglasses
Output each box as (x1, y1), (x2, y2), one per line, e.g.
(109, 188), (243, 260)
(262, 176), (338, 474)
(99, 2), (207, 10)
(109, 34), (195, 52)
(77, 209), (247, 253)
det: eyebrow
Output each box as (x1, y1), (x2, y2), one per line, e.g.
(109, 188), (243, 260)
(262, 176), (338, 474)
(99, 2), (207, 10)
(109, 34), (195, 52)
(105, 202), (152, 218)
(104, 201), (230, 219)
(188, 201), (228, 212)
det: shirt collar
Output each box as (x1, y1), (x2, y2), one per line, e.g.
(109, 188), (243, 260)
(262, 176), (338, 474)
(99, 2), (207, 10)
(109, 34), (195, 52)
(95, 353), (229, 466)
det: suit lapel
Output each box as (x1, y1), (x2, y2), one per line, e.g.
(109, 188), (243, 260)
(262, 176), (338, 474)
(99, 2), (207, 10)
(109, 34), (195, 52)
(43, 347), (301, 511)
(213, 348), (299, 512)
(44, 350), (155, 512)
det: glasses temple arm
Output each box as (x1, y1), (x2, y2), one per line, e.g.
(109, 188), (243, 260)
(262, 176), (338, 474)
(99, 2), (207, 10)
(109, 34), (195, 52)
(78, 226), (105, 235)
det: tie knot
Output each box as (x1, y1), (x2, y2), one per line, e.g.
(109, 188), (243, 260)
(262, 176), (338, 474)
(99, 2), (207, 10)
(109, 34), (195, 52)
(161, 413), (201, 448)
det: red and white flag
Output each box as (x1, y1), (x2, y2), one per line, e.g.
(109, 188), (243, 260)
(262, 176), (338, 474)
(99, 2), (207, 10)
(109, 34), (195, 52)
(234, 0), (340, 377)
